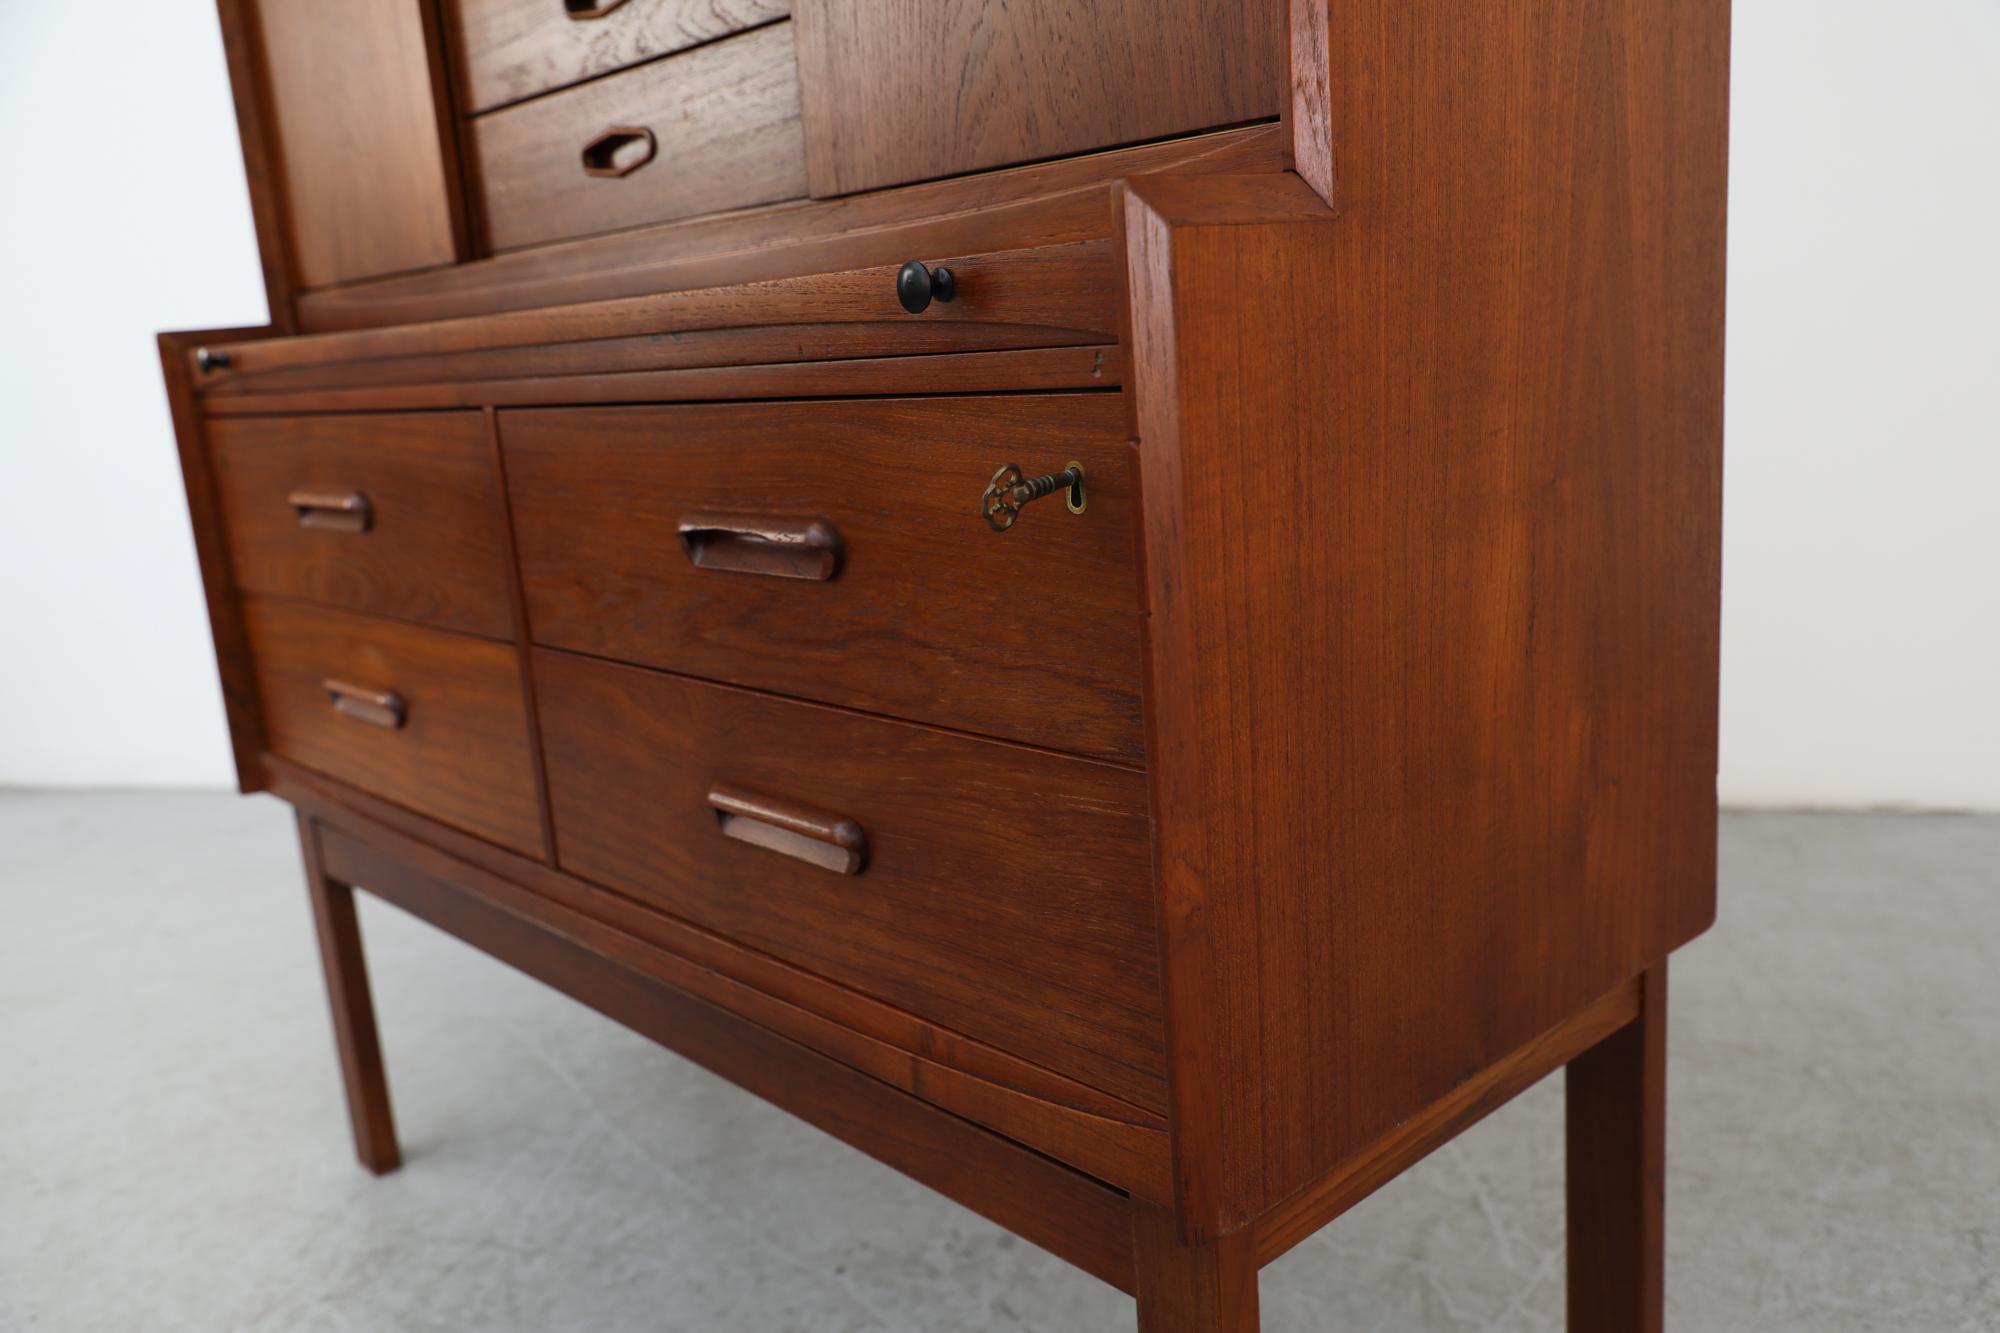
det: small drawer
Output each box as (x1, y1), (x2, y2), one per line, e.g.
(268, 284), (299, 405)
(209, 413), (513, 638)
(468, 21), (807, 253)
(502, 395), (1145, 762)
(244, 597), (542, 856)
(445, 0), (789, 114)
(533, 649), (1167, 1110)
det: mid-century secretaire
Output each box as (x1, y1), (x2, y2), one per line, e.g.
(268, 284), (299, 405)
(163, 1), (1727, 1326)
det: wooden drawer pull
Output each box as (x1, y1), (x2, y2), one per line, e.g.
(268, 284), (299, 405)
(288, 490), (372, 534)
(565, 0), (628, 16)
(709, 784), (867, 875)
(323, 679), (406, 730)
(678, 512), (842, 582)
(581, 126), (656, 178)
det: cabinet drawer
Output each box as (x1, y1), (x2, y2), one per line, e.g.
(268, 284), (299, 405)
(503, 395), (1144, 762)
(468, 21), (806, 252)
(210, 413), (513, 638)
(245, 598), (542, 857)
(446, 0), (789, 114)
(534, 650), (1167, 1111)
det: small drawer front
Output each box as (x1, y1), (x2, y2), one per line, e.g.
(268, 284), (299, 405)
(469, 21), (807, 252)
(210, 413), (513, 638)
(446, 0), (790, 114)
(245, 597), (542, 856)
(503, 395), (1145, 763)
(534, 649), (1167, 1111)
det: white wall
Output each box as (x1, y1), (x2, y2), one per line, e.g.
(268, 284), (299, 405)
(1719, 0), (2000, 809)
(0, 0), (264, 787)
(1, 1), (1995, 807)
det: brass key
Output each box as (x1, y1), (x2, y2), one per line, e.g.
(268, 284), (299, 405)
(980, 462), (1086, 532)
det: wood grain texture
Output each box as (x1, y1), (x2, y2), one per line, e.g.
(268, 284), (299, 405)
(1252, 978), (1642, 1266)
(270, 755), (1172, 1199)
(533, 650), (1167, 1111)
(298, 813), (401, 1173)
(244, 597), (541, 855)
(198, 346), (1120, 416)
(213, 2), (297, 329)
(1568, 965), (1667, 1333)
(445, 0), (788, 113)
(192, 241), (1114, 386)
(251, 0), (463, 286)
(295, 124), (1284, 330)
(160, 328), (271, 793)
(316, 823), (1140, 1290)
(481, 406), (561, 864)
(502, 395), (1144, 761)
(1125, 0), (1727, 1240)
(210, 412), (514, 638)
(468, 21), (806, 252)
(792, 0), (1283, 196)
(1131, 1202), (1260, 1333)
(200, 320), (1102, 399)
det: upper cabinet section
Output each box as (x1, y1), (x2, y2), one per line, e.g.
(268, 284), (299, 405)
(223, 0), (1287, 324)
(252, 0), (466, 288)
(443, 0), (790, 114)
(790, 0), (1285, 196)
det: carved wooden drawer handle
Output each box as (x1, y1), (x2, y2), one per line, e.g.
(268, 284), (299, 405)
(581, 126), (655, 178)
(565, 0), (628, 16)
(678, 512), (842, 581)
(709, 784), (868, 875)
(323, 679), (406, 730)
(288, 490), (372, 534)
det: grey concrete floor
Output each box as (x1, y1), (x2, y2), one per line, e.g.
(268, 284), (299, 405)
(2, 793), (1996, 1332)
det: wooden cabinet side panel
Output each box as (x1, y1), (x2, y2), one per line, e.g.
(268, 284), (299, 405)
(214, 0), (296, 330)
(1128, 0), (1728, 1238)
(252, 0), (463, 288)
(161, 328), (273, 793)
(792, 0), (1283, 197)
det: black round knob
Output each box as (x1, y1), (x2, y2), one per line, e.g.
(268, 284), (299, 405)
(195, 346), (233, 374)
(896, 261), (956, 314)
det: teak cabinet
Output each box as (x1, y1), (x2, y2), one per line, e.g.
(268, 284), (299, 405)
(165, 1), (1728, 1327)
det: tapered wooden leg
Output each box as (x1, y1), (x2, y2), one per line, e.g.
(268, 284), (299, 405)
(1131, 1202), (1260, 1332)
(298, 814), (401, 1175)
(1566, 963), (1666, 1333)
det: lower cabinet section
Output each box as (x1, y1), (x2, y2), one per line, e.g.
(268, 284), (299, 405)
(531, 647), (1168, 1113)
(242, 596), (543, 857)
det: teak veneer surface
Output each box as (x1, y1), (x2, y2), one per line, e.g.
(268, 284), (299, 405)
(192, 242), (1116, 389)
(1125, 0), (1728, 1237)
(244, 597), (542, 856)
(292, 123), (1283, 331)
(250, 0), (464, 287)
(502, 395), (1145, 761)
(168, 2), (1727, 1326)
(271, 755), (1171, 1200)
(163, 327), (271, 788)
(196, 346), (1120, 416)
(792, 0), (1283, 196)
(200, 320), (1106, 400)
(444, 0), (789, 114)
(468, 22), (808, 252)
(313, 822), (1141, 1291)
(534, 649), (1169, 1113)
(210, 412), (514, 638)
